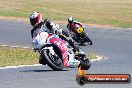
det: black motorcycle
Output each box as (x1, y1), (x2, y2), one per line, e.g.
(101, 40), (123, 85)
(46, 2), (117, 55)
(70, 27), (93, 45)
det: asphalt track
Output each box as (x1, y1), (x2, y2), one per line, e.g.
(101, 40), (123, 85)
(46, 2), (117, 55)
(0, 20), (132, 88)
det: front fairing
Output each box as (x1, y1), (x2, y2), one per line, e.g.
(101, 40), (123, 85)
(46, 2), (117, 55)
(47, 34), (69, 67)
(32, 31), (48, 50)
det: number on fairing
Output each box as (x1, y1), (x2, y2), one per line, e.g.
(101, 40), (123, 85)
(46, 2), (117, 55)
(77, 28), (84, 33)
(40, 32), (48, 39)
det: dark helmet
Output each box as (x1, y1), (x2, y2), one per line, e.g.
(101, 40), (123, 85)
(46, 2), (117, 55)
(44, 19), (52, 29)
(68, 16), (74, 24)
(29, 12), (43, 27)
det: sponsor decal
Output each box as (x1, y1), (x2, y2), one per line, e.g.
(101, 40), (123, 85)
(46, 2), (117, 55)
(76, 67), (131, 85)
(53, 39), (69, 67)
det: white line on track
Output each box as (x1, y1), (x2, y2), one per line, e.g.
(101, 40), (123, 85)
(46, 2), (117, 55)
(91, 55), (108, 62)
(1, 44), (32, 49)
(0, 64), (42, 70)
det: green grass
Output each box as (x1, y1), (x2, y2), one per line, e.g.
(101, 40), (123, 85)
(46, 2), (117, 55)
(88, 53), (96, 60)
(0, 46), (96, 67)
(0, 46), (39, 67)
(0, 0), (132, 27)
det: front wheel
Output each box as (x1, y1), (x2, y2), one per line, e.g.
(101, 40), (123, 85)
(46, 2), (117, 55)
(84, 33), (93, 45)
(42, 49), (64, 71)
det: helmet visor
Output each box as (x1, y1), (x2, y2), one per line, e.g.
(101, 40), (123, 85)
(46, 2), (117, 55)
(30, 17), (38, 26)
(69, 20), (73, 24)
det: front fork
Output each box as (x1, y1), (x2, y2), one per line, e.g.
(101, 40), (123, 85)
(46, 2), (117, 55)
(39, 46), (57, 65)
(39, 45), (55, 55)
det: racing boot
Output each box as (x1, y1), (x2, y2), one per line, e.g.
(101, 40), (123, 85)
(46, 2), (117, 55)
(68, 52), (80, 68)
(74, 48), (86, 60)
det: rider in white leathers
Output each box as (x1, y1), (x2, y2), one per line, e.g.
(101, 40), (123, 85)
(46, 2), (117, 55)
(29, 12), (84, 65)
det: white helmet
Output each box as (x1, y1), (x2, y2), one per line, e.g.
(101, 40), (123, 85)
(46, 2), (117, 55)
(68, 16), (74, 24)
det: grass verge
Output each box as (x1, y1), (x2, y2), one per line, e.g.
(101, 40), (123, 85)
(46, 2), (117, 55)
(88, 53), (97, 60)
(0, 0), (132, 28)
(0, 46), (39, 67)
(0, 46), (96, 67)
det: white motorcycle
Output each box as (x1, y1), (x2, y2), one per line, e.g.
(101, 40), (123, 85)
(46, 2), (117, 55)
(32, 28), (91, 71)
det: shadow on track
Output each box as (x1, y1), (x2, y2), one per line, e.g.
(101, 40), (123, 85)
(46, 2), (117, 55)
(76, 43), (88, 46)
(20, 69), (69, 73)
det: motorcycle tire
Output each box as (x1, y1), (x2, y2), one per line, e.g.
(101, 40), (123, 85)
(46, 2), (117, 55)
(79, 58), (91, 70)
(42, 49), (64, 71)
(84, 34), (93, 45)
(76, 75), (86, 85)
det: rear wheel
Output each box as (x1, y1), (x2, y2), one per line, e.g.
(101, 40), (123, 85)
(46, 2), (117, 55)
(79, 58), (91, 70)
(76, 75), (86, 85)
(42, 49), (64, 71)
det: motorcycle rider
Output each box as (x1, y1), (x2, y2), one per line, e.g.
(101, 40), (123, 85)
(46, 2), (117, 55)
(67, 16), (84, 33)
(29, 12), (84, 64)
(43, 19), (80, 53)
(67, 16), (93, 45)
